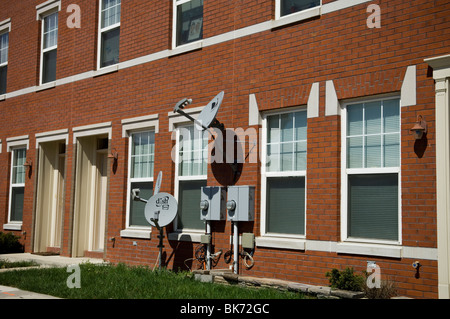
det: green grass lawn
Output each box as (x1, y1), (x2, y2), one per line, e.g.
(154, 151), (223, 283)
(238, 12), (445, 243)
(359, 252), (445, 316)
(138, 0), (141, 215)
(0, 263), (308, 299)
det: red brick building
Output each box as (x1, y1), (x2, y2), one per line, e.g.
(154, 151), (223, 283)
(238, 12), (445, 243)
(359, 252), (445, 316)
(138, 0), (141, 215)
(0, 0), (449, 299)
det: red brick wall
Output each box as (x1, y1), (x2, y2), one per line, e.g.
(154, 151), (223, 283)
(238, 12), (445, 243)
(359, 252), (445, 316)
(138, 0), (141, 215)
(0, 0), (448, 298)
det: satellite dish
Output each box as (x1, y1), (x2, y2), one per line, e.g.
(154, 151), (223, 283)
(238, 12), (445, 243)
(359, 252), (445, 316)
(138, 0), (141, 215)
(154, 171), (162, 195)
(195, 91), (225, 131)
(144, 192), (178, 229)
(173, 91), (225, 132)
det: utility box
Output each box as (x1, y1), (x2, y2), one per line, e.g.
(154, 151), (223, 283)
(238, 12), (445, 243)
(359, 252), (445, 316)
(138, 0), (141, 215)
(226, 186), (255, 221)
(200, 186), (226, 221)
(242, 233), (255, 249)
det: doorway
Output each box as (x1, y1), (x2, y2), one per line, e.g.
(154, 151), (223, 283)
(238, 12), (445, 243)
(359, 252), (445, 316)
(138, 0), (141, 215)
(72, 135), (109, 257)
(34, 141), (66, 253)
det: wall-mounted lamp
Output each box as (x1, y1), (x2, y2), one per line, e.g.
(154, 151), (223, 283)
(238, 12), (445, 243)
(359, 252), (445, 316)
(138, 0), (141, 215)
(23, 159), (33, 178)
(23, 159), (32, 169)
(410, 115), (427, 140)
(108, 148), (119, 161)
(108, 148), (119, 174)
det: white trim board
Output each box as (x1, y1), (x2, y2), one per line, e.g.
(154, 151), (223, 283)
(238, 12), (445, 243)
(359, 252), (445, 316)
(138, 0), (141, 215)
(2, 0), (372, 102)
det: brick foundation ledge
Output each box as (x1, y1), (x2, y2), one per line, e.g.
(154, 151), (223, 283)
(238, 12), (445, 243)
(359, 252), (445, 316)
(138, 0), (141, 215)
(192, 269), (365, 299)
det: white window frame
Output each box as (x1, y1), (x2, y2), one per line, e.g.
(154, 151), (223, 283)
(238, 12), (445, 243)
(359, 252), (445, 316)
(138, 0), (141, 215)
(97, 0), (121, 71)
(259, 107), (307, 250)
(172, 0), (204, 51)
(340, 96), (402, 247)
(4, 136), (29, 231)
(274, 0), (322, 22)
(37, 0), (60, 87)
(0, 18), (11, 96)
(171, 122), (208, 241)
(120, 114), (159, 239)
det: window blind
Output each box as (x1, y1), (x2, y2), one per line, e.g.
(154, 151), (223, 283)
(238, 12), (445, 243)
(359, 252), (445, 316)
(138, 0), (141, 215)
(267, 176), (305, 235)
(348, 174), (398, 241)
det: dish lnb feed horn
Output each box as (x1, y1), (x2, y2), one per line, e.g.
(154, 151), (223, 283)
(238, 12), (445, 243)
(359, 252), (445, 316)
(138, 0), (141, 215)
(173, 91), (225, 132)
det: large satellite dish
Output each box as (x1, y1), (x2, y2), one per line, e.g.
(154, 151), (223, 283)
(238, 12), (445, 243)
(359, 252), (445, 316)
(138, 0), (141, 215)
(173, 91), (225, 132)
(144, 192), (178, 229)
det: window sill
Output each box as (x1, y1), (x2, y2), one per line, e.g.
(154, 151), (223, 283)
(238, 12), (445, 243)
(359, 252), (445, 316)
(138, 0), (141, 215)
(94, 64), (119, 77)
(256, 236), (305, 251)
(273, 6), (321, 29)
(168, 231), (202, 243)
(3, 222), (22, 231)
(337, 242), (402, 258)
(169, 40), (203, 57)
(120, 228), (151, 239)
(0, 94), (5, 101)
(36, 81), (56, 92)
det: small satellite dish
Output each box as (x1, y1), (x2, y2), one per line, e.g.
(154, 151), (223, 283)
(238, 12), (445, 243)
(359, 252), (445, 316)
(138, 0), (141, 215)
(195, 91), (225, 131)
(144, 192), (178, 229)
(154, 171), (162, 195)
(173, 91), (225, 132)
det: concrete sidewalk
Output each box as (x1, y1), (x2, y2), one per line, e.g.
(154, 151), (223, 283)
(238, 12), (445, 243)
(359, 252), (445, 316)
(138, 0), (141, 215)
(0, 253), (107, 299)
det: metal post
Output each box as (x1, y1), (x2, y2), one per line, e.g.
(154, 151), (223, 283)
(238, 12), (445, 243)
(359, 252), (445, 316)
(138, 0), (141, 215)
(206, 220), (211, 270)
(157, 227), (164, 270)
(233, 221), (239, 274)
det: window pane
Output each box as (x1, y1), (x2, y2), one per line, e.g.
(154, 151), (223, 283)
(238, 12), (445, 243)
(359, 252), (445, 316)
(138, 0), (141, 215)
(131, 131), (155, 179)
(0, 32), (8, 64)
(347, 103), (363, 136)
(383, 99), (400, 133)
(43, 49), (57, 83)
(346, 99), (400, 169)
(280, 113), (294, 142)
(295, 112), (307, 141)
(176, 0), (203, 46)
(10, 187), (24, 222)
(102, 0), (121, 28)
(384, 133), (400, 167)
(178, 180), (206, 230)
(43, 12), (58, 49)
(0, 65), (6, 95)
(267, 177), (305, 235)
(266, 144), (280, 172)
(100, 27), (120, 67)
(178, 126), (207, 177)
(13, 148), (26, 184)
(365, 101), (381, 135)
(281, 142), (293, 171)
(281, 0), (320, 17)
(129, 182), (152, 227)
(295, 141), (307, 171)
(348, 174), (398, 241)
(267, 116), (280, 144)
(365, 135), (381, 168)
(267, 111), (306, 172)
(347, 136), (363, 169)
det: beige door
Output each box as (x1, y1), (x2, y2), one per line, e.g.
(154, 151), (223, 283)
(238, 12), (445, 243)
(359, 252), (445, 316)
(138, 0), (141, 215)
(72, 135), (108, 257)
(34, 141), (65, 253)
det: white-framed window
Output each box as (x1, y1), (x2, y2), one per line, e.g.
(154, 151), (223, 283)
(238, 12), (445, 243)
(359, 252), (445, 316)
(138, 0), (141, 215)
(98, 0), (121, 69)
(261, 108), (307, 238)
(174, 124), (208, 232)
(275, 0), (321, 19)
(127, 130), (155, 228)
(0, 19), (10, 94)
(40, 11), (58, 84)
(172, 0), (203, 48)
(8, 147), (27, 225)
(341, 97), (401, 244)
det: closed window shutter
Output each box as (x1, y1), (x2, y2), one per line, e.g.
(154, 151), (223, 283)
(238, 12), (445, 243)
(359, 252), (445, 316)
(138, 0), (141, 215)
(348, 174), (398, 241)
(267, 177), (305, 235)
